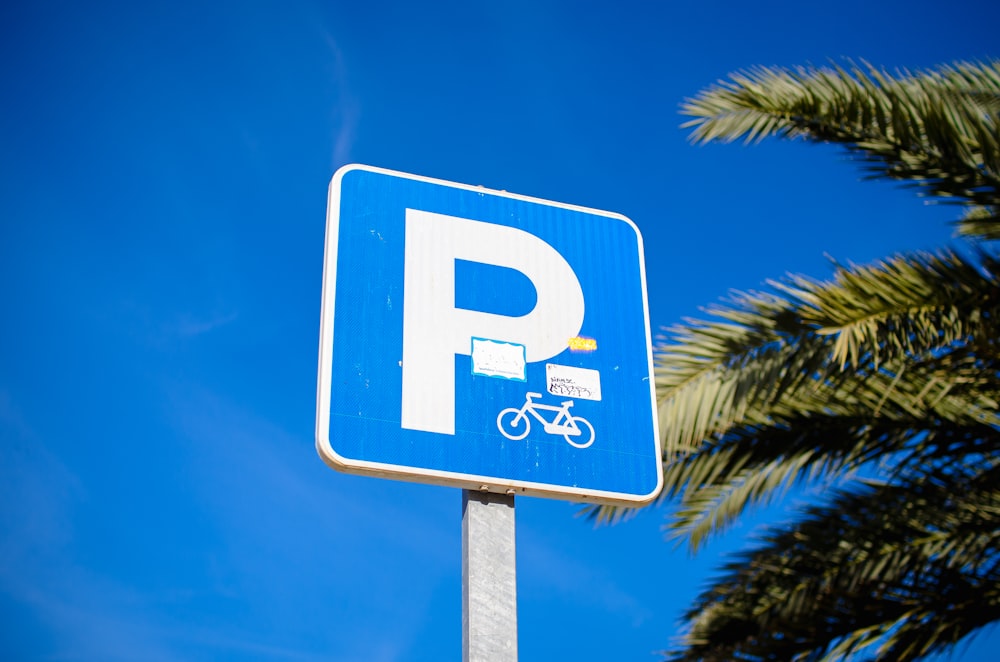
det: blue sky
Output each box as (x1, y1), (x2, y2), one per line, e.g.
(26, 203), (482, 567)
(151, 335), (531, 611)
(2, 1), (998, 660)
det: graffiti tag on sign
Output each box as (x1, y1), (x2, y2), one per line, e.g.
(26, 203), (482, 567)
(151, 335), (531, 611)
(546, 364), (602, 401)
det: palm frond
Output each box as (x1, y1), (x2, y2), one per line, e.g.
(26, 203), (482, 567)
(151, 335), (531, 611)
(586, 249), (1000, 529)
(664, 409), (1000, 550)
(681, 60), (1000, 239)
(666, 468), (1000, 661)
(643, 59), (1000, 662)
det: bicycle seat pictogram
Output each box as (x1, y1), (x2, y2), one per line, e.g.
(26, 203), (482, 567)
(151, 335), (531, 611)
(496, 392), (595, 448)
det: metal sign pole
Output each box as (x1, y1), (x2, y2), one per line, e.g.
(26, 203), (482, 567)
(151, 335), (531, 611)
(462, 489), (518, 662)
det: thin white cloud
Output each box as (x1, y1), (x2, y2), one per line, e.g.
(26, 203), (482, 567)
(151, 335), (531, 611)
(0, 389), (33, 439)
(111, 297), (239, 349)
(162, 382), (456, 554)
(0, 391), (182, 661)
(517, 521), (654, 628)
(0, 390), (372, 662)
(317, 27), (359, 169)
(0, 390), (81, 571)
(173, 310), (239, 338)
(159, 381), (458, 659)
(13, 572), (182, 662)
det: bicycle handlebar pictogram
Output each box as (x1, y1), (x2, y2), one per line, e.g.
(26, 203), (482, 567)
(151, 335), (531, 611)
(496, 392), (595, 448)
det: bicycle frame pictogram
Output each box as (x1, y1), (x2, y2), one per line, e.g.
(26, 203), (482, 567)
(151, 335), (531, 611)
(496, 392), (595, 448)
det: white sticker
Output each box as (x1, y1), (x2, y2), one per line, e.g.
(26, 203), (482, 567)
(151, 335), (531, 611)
(546, 364), (602, 401)
(471, 338), (526, 381)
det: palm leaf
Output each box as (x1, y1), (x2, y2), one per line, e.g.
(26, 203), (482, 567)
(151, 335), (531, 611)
(586, 250), (1000, 530)
(666, 466), (1000, 661)
(681, 60), (1000, 239)
(637, 58), (1000, 662)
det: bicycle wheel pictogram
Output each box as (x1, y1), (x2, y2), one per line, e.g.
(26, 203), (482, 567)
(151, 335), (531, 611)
(497, 407), (531, 440)
(562, 416), (594, 448)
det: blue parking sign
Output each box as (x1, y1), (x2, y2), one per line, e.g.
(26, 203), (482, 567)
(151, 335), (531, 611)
(316, 164), (662, 504)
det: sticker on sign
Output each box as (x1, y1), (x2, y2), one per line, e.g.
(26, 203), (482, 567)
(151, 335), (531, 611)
(546, 364), (602, 401)
(471, 338), (527, 381)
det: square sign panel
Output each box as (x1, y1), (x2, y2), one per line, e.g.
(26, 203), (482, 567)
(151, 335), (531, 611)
(316, 164), (662, 504)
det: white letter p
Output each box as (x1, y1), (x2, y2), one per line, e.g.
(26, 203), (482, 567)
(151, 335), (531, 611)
(401, 209), (584, 435)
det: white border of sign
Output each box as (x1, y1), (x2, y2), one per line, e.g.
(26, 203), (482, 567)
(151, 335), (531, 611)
(315, 164), (662, 505)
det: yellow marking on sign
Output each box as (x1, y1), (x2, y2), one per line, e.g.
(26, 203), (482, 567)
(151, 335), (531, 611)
(568, 336), (597, 352)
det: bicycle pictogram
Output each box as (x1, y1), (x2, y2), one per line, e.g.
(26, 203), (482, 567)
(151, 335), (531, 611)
(496, 392), (595, 448)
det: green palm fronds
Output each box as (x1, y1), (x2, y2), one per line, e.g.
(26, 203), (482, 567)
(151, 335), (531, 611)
(682, 60), (1000, 238)
(594, 60), (1000, 660)
(667, 467), (1000, 662)
(588, 250), (1000, 533)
